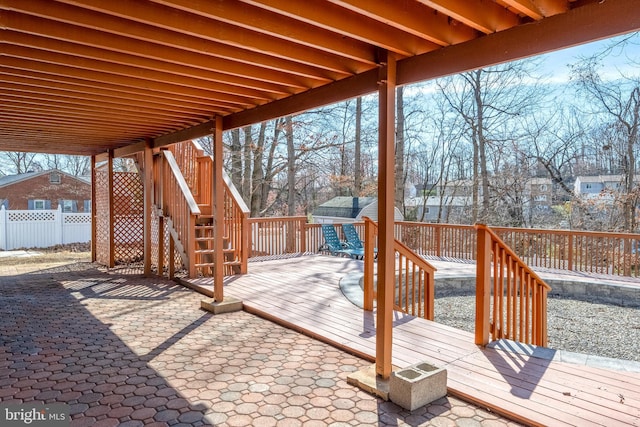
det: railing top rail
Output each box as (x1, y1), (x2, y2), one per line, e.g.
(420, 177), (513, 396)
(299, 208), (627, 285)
(188, 139), (206, 157)
(489, 225), (640, 239)
(161, 151), (201, 215)
(395, 220), (475, 231)
(476, 223), (551, 291)
(249, 216), (308, 222)
(364, 217), (437, 274)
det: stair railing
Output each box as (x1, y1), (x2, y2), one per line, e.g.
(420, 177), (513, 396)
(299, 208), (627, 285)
(154, 150), (200, 277)
(363, 217), (437, 320)
(166, 139), (250, 277)
(195, 155), (250, 274)
(476, 224), (551, 346)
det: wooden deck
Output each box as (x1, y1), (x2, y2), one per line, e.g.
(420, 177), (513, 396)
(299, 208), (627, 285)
(185, 255), (640, 426)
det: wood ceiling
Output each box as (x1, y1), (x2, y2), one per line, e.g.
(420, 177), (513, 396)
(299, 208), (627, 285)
(1, 0), (639, 156)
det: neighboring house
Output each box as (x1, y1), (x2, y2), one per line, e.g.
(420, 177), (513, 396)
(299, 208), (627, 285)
(406, 196), (470, 222)
(526, 177), (553, 211)
(574, 175), (640, 201)
(312, 196), (404, 223)
(0, 169), (91, 212)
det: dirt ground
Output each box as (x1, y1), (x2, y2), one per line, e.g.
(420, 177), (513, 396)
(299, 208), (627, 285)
(0, 244), (91, 267)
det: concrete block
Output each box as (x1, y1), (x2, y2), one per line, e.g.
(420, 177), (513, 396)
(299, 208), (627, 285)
(200, 297), (243, 314)
(389, 361), (447, 411)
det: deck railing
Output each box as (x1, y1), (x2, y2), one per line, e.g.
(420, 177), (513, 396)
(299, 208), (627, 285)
(394, 221), (640, 278)
(476, 224), (551, 346)
(248, 216), (307, 257)
(396, 221), (476, 261)
(363, 217), (437, 320)
(154, 150), (199, 276)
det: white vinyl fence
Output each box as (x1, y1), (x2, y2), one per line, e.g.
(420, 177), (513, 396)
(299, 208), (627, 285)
(0, 206), (91, 250)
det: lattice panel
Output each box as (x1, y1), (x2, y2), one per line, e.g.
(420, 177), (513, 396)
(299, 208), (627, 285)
(8, 211), (56, 221)
(113, 172), (144, 264)
(95, 167), (110, 266)
(151, 210), (160, 271)
(64, 214), (91, 224)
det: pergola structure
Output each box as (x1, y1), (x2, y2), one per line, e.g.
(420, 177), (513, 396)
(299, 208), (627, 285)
(2, 0), (639, 380)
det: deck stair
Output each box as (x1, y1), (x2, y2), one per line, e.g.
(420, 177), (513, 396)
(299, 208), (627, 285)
(146, 140), (249, 280)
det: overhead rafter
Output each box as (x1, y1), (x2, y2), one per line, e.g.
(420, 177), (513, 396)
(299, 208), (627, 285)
(0, 0), (636, 156)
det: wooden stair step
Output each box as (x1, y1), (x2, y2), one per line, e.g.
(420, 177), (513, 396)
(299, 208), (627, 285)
(195, 248), (235, 254)
(195, 261), (241, 268)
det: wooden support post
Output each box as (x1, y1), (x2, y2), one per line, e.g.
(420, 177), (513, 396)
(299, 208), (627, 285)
(168, 234), (175, 279)
(143, 141), (153, 277)
(158, 215), (165, 277)
(363, 218), (375, 311)
(376, 51), (396, 380)
(213, 116), (225, 301)
(90, 155), (97, 263)
(107, 149), (115, 268)
(475, 224), (492, 346)
(240, 213), (249, 274)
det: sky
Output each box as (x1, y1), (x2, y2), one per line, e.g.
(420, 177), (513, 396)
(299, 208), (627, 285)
(538, 32), (640, 83)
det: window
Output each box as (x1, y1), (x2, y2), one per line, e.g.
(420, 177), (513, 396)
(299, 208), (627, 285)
(539, 184), (548, 191)
(62, 200), (75, 212)
(49, 172), (61, 184)
(534, 195), (547, 202)
(34, 199), (46, 210)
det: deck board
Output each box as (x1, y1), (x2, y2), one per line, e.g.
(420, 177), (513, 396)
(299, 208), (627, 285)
(187, 255), (640, 427)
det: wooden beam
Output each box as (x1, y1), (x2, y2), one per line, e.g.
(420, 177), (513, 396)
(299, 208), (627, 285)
(376, 51), (396, 380)
(398, 0), (640, 86)
(213, 116), (224, 302)
(224, 70), (378, 131)
(107, 149), (115, 268)
(90, 155), (97, 262)
(154, 120), (215, 148)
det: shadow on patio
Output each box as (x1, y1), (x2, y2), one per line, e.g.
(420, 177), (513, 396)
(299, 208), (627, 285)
(0, 261), (514, 426)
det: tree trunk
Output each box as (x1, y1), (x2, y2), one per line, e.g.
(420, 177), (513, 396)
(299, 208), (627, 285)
(285, 116), (296, 216)
(242, 126), (253, 202)
(354, 97), (362, 197)
(260, 118), (283, 214)
(250, 122), (266, 217)
(230, 128), (242, 191)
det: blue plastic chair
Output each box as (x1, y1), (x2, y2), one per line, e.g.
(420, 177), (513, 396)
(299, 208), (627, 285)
(319, 224), (360, 258)
(342, 223), (374, 260)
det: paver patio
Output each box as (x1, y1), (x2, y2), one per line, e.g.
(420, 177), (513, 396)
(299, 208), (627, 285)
(0, 261), (522, 426)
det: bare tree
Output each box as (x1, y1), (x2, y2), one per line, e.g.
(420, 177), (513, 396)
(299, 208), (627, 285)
(571, 42), (640, 232)
(0, 151), (40, 174)
(436, 59), (543, 225)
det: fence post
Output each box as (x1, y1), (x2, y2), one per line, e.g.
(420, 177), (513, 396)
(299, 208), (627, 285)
(0, 206), (6, 250)
(56, 205), (63, 245)
(475, 223), (492, 346)
(363, 218), (375, 311)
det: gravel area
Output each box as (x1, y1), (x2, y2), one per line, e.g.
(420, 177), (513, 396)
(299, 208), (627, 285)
(435, 295), (640, 362)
